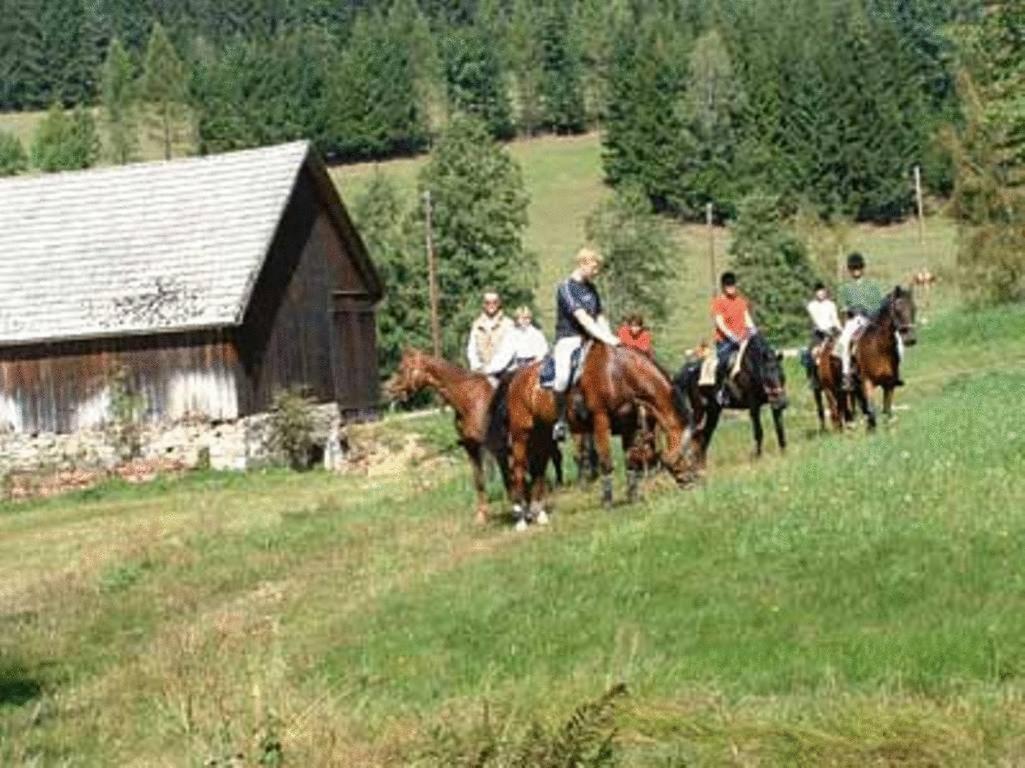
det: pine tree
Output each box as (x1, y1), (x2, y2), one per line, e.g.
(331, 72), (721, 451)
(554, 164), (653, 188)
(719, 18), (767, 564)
(31, 102), (99, 172)
(442, 26), (515, 140)
(416, 115), (536, 358)
(507, 0), (544, 135)
(949, 1), (1025, 303)
(602, 18), (690, 213)
(538, 0), (587, 134)
(0, 130), (28, 176)
(0, 1), (47, 109)
(584, 185), (676, 327)
(728, 193), (822, 344)
(101, 37), (139, 164)
(141, 22), (190, 160)
(350, 172), (429, 377)
(388, 0), (446, 135)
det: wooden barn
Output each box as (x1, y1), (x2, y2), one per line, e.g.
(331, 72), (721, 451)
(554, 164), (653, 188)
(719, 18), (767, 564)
(0, 141), (383, 434)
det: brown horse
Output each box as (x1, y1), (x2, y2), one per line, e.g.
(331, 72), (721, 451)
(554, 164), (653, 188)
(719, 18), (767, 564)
(570, 399), (658, 486)
(498, 343), (697, 522)
(813, 336), (851, 432)
(386, 348), (525, 523)
(817, 286), (917, 431)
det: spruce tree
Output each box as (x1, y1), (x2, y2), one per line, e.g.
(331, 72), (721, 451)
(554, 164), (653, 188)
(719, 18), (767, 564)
(442, 26), (514, 140)
(350, 172), (429, 377)
(0, 131), (28, 176)
(538, 0), (587, 134)
(141, 22), (190, 160)
(728, 193), (822, 344)
(507, 0), (544, 135)
(31, 102), (99, 172)
(949, 1), (1025, 303)
(416, 115), (536, 359)
(100, 37), (139, 164)
(585, 185), (676, 327)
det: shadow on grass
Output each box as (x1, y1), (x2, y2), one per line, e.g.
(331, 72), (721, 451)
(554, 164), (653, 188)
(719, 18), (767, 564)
(0, 661), (43, 707)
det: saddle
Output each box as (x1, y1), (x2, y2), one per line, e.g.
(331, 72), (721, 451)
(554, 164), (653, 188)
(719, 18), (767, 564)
(539, 341), (592, 390)
(697, 339), (748, 388)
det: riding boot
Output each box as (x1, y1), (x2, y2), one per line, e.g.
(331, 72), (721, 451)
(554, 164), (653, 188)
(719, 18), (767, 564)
(842, 373), (854, 392)
(552, 391), (568, 442)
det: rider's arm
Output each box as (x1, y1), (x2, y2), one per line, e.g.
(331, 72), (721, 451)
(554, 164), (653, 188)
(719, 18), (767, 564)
(715, 313), (738, 343)
(574, 308), (620, 345)
(466, 330), (482, 371)
(743, 310), (756, 334)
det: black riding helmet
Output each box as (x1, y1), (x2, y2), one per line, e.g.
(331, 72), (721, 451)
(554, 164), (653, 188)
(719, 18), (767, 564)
(847, 252), (865, 270)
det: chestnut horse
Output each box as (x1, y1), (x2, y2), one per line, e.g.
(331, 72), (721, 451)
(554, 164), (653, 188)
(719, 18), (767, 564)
(386, 349), (561, 523)
(497, 343), (697, 520)
(817, 286), (917, 431)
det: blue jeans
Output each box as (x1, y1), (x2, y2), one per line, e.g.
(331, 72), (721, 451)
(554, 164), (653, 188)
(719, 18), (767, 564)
(715, 339), (739, 380)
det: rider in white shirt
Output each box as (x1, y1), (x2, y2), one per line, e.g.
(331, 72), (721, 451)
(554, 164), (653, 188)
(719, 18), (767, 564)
(807, 281), (842, 344)
(485, 306), (549, 376)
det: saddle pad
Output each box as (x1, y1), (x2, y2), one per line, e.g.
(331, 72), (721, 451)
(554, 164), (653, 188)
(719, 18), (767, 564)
(539, 343), (588, 389)
(698, 353), (717, 387)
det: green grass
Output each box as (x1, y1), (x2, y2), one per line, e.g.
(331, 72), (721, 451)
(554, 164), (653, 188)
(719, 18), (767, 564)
(1, 304), (1023, 765)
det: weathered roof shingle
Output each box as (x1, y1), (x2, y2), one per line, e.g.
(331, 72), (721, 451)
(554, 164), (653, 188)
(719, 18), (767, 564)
(0, 141), (313, 345)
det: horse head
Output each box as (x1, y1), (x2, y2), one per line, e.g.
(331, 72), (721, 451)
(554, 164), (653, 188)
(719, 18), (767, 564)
(385, 348), (433, 402)
(748, 333), (788, 410)
(889, 286), (917, 346)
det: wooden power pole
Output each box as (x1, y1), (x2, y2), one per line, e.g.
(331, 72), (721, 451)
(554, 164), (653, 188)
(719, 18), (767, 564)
(706, 202), (717, 296)
(423, 190), (442, 358)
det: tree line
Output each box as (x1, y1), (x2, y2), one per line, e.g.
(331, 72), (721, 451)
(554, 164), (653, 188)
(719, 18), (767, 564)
(0, 0), (985, 222)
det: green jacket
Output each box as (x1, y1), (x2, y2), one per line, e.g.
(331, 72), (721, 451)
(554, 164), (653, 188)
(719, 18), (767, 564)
(839, 278), (884, 317)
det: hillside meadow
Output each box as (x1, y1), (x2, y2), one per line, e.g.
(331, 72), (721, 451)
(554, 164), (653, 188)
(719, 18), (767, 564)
(0, 303), (1023, 765)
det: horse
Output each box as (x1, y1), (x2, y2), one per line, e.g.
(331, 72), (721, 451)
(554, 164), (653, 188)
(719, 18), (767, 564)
(672, 332), (788, 464)
(496, 343), (697, 523)
(808, 334), (851, 432)
(822, 286), (917, 431)
(570, 398), (658, 486)
(385, 348), (561, 523)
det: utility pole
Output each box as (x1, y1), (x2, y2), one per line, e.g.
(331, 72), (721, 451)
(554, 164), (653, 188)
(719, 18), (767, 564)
(423, 190), (442, 358)
(706, 202), (716, 296)
(913, 165), (927, 266)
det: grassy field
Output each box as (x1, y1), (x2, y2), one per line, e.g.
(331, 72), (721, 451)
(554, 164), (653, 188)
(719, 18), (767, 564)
(1, 303), (1024, 765)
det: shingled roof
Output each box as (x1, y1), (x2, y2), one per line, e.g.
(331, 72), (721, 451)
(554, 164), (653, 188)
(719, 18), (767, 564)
(0, 141), (375, 346)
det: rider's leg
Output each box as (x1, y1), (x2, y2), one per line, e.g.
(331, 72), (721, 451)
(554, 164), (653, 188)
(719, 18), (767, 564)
(715, 339), (738, 405)
(894, 332), (905, 386)
(551, 336), (581, 441)
(838, 318), (859, 390)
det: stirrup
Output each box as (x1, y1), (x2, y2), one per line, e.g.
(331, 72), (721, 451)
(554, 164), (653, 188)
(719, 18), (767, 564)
(552, 420), (567, 442)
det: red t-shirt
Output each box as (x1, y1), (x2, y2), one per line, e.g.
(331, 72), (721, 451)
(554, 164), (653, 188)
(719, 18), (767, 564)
(711, 294), (749, 342)
(617, 325), (653, 355)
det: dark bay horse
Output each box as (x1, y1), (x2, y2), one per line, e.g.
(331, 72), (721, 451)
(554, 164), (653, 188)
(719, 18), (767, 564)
(386, 349), (554, 523)
(672, 333), (788, 464)
(570, 399), (658, 486)
(820, 286), (917, 431)
(810, 336), (851, 432)
(498, 343), (696, 520)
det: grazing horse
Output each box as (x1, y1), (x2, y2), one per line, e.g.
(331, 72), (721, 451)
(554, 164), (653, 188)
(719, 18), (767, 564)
(842, 286), (917, 430)
(571, 399), (658, 486)
(386, 349), (536, 524)
(672, 333), (788, 464)
(497, 343), (696, 522)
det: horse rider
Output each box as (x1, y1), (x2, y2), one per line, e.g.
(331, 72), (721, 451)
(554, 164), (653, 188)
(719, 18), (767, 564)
(466, 290), (514, 373)
(616, 312), (654, 356)
(551, 247), (620, 441)
(803, 281), (842, 376)
(485, 305), (549, 377)
(837, 252), (885, 391)
(711, 271), (756, 405)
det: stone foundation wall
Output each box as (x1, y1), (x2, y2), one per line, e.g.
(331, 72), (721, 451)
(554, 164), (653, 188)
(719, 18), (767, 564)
(0, 403), (348, 477)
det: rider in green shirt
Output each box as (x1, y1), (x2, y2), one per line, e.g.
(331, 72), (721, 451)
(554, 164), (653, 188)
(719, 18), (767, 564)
(837, 252), (885, 391)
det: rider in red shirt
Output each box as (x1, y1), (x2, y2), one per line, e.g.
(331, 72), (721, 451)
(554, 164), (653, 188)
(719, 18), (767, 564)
(710, 271), (756, 404)
(616, 313), (653, 356)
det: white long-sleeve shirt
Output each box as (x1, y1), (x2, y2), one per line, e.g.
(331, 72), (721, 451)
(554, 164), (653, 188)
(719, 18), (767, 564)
(807, 298), (841, 333)
(485, 324), (550, 375)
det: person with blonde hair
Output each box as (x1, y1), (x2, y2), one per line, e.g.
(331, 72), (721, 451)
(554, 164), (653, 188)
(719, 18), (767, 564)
(466, 290), (514, 372)
(547, 247), (620, 441)
(485, 305), (549, 376)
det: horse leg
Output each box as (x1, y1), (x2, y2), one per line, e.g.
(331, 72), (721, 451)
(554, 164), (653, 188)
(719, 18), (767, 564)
(528, 440), (550, 525)
(622, 423), (640, 504)
(860, 380), (877, 431)
(882, 386), (894, 420)
(701, 403), (721, 464)
(552, 442), (564, 486)
(464, 442), (488, 524)
(813, 385), (826, 433)
(592, 411), (615, 508)
(772, 406), (786, 453)
(510, 431), (530, 529)
(750, 406), (764, 459)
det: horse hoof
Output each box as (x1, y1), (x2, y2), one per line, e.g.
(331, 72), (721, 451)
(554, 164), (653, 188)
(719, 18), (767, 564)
(514, 518), (528, 532)
(536, 510), (550, 526)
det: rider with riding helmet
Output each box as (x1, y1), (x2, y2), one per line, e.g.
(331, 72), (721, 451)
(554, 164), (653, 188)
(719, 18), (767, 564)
(711, 271), (757, 405)
(550, 247), (620, 441)
(837, 252), (885, 391)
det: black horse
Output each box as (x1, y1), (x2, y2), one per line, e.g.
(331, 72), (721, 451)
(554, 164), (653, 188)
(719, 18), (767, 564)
(673, 333), (788, 464)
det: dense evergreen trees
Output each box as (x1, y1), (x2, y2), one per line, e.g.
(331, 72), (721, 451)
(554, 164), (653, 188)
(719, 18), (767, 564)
(0, 0), (990, 223)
